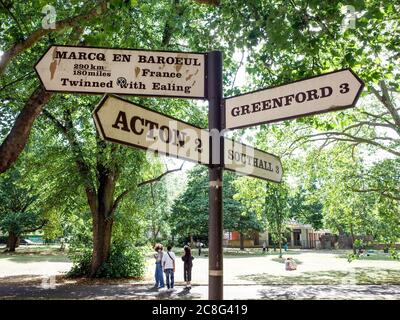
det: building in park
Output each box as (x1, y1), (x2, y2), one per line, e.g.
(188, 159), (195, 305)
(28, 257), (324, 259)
(223, 219), (332, 249)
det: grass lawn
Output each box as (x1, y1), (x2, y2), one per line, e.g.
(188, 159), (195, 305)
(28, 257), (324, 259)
(237, 249), (400, 285)
(239, 268), (400, 285)
(337, 251), (396, 261)
(220, 247), (300, 258)
(1, 245), (399, 287)
(0, 245), (69, 263)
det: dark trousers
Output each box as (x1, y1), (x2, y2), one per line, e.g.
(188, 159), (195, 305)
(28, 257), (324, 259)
(184, 265), (192, 282)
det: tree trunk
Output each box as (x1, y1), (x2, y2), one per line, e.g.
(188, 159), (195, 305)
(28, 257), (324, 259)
(239, 232), (245, 251)
(7, 232), (19, 252)
(279, 239), (282, 258)
(91, 211), (113, 277)
(89, 165), (116, 277)
(152, 228), (159, 246)
(350, 225), (356, 255)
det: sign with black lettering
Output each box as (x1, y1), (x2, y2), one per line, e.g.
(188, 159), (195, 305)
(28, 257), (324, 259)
(35, 45), (206, 98)
(224, 139), (282, 182)
(93, 95), (209, 164)
(225, 69), (364, 130)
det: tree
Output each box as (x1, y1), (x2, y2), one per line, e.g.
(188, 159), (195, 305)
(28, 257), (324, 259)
(171, 166), (209, 242)
(234, 176), (290, 257)
(171, 166), (263, 248)
(0, 0), (110, 173)
(0, 0), (223, 174)
(134, 167), (184, 245)
(1, 0), (230, 276)
(1, 0), (398, 276)
(297, 144), (400, 254)
(1, 0), (222, 275)
(0, 211), (46, 252)
(211, 1), (399, 202)
(224, 171), (263, 250)
(288, 184), (323, 230)
(265, 184), (289, 258)
(0, 166), (46, 251)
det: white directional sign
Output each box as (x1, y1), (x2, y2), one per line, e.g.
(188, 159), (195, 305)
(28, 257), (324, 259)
(35, 45), (206, 98)
(93, 95), (282, 181)
(93, 95), (210, 164)
(224, 139), (282, 182)
(225, 69), (364, 130)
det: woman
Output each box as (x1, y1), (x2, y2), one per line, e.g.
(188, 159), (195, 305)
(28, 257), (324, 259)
(181, 245), (194, 289)
(153, 243), (164, 289)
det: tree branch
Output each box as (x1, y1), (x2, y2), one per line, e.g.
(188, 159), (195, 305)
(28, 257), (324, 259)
(194, 0), (220, 5)
(42, 109), (67, 133)
(287, 130), (400, 157)
(160, 0), (185, 48)
(138, 162), (185, 187)
(20, 219), (48, 234)
(351, 188), (400, 201)
(0, 71), (35, 92)
(0, 86), (52, 173)
(111, 162), (185, 215)
(0, 0), (26, 37)
(369, 84), (400, 131)
(231, 51), (245, 91)
(0, 26), (84, 174)
(43, 107), (97, 212)
(0, 0), (108, 74)
(343, 120), (399, 135)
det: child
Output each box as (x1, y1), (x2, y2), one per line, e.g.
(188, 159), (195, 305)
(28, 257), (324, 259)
(182, 245), (194, 288)
(285, 257), (297, 271)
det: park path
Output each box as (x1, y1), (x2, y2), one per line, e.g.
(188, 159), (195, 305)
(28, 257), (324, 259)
(1, 283), (400, 300)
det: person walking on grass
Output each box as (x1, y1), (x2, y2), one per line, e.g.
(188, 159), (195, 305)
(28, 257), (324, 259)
(182, 245), (194, 289)
(153, 243), (164, 289)
(162, 245), (176, 291)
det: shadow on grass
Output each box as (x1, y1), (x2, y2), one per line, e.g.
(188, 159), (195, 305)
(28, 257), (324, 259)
(256, 283), (400, 300)
(238, 268), (400, 285)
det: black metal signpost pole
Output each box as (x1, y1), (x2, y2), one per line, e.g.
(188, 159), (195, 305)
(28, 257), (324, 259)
(207, 51), (224, 300)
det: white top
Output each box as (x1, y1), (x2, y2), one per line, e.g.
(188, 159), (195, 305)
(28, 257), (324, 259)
(162, 251), (176, 269)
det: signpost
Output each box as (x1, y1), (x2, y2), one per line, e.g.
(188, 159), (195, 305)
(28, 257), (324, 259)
(36, 44), (365, 301)
(207, 51), (224, 300)
(35, 45), (206, 98)
(92, 94), (283, 182)
(224, 139), (282, 182)
(225, 69), (364, 130)
(93, 95), (209, 165)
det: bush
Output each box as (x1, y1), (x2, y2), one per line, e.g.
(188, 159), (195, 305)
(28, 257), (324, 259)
(67, 241), (146, 278)
(67, 248), (92, 277)
(0, 236), (8, 244)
